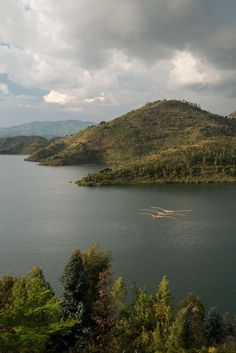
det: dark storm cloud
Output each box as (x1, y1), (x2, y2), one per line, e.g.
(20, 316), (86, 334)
(59, 0), (236, 71)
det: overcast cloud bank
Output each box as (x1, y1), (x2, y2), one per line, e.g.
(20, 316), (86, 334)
(0, 0), (236, 125)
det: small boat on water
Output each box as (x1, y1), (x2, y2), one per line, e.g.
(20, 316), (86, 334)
(140, 207), (192, 220)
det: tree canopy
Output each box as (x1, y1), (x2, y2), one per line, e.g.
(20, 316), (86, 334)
(0, 245), (236, 353)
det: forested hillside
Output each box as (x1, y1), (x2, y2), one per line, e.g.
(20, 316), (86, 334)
(78, 138), (236, 185)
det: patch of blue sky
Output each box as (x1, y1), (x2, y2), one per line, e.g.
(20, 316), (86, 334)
(0, 74), (47, 97)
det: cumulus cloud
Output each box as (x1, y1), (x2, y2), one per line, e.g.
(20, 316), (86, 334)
(43, 90), (74, 104)
(84, 93), (105, 104)
(169, 51), (220, 87)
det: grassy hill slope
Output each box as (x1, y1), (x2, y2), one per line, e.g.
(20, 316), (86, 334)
(0, 136), (49, 155)
(26, 100), (236, 185)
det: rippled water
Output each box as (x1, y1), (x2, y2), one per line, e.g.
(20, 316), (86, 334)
(0, 155), (236, 312)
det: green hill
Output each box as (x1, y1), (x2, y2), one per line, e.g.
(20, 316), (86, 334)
(0, 136), (49, 155)
(0, 120), (93, 138)
(26, 100), (236, 185)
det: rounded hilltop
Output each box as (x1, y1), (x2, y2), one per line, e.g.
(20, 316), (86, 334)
(25, 99), (236, 185)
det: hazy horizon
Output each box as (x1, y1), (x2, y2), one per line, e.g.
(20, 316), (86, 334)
(0, 118), (95, 129)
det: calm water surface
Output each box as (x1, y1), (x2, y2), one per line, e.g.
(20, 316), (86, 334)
(0, 155), (236, 312)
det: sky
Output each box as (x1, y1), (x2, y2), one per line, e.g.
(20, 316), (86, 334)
(0, 0), (236, 127)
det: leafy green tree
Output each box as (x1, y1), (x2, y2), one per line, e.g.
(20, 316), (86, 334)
(0, 267), (75, 353)
(180, 292), (205, 348)
(115, 286), (155, 353)
(156, 276), (171, 306)
(85, 269), (126, 353)
(167, 309), (187, 353)
(110, 277), (126, 316)
(81, 244), (111, 306)
(91, 268), (117, 348)
(152, 276), (173, 351)
(60, 245), (112, 352)
(61, 245), (111, 323)
(107, 277), (127, 353)
(152, 322), (167, 353)
(223, 312), (235, 338)
(61, 250), (89, 321)
(205, 307), (223, 345)
(0, 275), (16, 310)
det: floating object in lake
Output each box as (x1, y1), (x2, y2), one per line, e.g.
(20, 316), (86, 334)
(151, 206), (192, 214)
(139, 212), (177, 220)
(140, 207), (192, 220)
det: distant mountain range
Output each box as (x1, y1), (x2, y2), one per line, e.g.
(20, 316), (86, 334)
(0, 120), (94, 138)
(26, 100), (236, 185)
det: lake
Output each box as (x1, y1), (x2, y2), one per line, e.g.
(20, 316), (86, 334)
(0, 155), (235, 313)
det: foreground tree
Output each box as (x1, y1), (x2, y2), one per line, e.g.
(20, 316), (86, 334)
(61, 250), (89, 321)
(223, 312), (235, 338)
(205, 307), (223, 345)
(167, 309), (187, 353)
(114, 286), (156, 353)
(61, 245), (113, 351)
(0, 275), (16, 310)
(84, 269), (126, 353)
(0, 267), (75, 353)
(61, 244), (111, 323)
(152, 276), (173, 352)
(180, 292), (206, 348)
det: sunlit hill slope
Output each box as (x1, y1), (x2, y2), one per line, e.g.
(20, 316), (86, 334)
(26, 100), (236, 185)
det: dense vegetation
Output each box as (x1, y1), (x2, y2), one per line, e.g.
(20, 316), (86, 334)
(0, 136), (49, 155)
(77, 138), (236, 185)
(1, 245), (236, 353)
(26, 100), (236, 185)
(0, 120), (93, 138)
